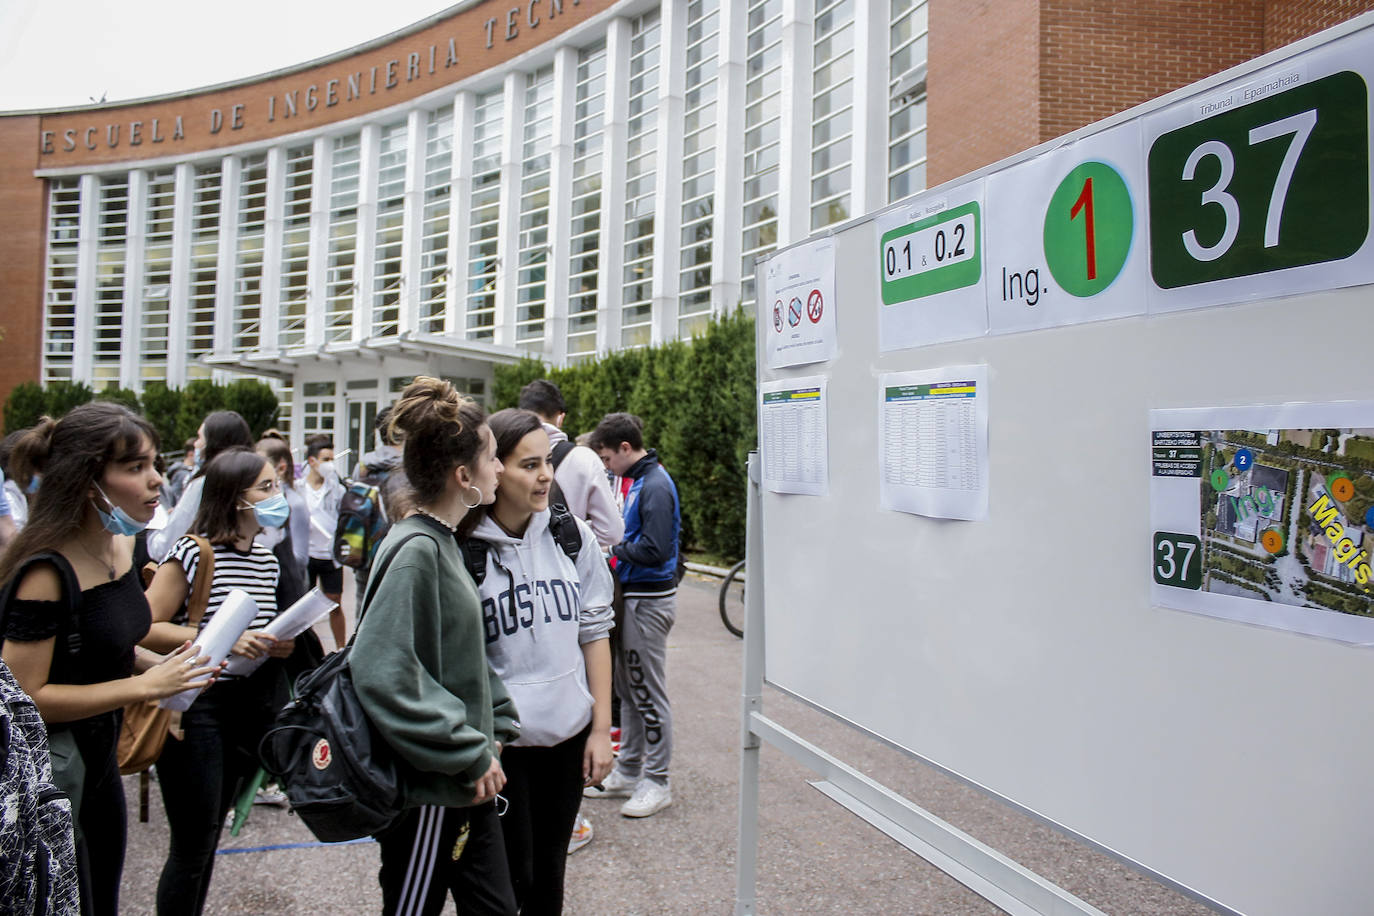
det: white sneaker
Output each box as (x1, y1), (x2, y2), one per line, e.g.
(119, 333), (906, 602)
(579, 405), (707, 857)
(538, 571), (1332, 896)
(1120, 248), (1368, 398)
(620, 779), (672, 818)
(583, 768), (638, 799)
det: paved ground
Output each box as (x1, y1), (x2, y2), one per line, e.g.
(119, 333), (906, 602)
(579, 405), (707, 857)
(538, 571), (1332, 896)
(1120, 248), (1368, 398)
(119, 575), (1214, 914)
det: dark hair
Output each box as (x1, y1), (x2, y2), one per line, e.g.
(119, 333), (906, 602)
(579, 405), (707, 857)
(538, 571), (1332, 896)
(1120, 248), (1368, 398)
(375, 406), (402, 446)
(193, 410), (253, 479)
(193, 447), (270, 545)
(305, 438), (333, 461)
(588, 412), (644, 452)
(389, 377), (487, 505)
(517, 380), (566, 420)
(256, 437), (295, 488)
(380, 469), (417, 522)
(0, 430), (29, 486)
(182, 436), (198, 455)
(0, 403), (159, 586)
(487, 409), (546, 463)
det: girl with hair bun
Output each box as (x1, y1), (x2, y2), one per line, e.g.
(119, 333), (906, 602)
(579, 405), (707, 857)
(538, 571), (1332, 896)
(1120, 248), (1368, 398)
(350, 376), (521, 915)
(0, 402), (219, 916)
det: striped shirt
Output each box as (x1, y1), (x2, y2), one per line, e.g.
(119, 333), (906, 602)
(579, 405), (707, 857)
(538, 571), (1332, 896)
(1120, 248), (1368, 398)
(166, 536), (279, 633)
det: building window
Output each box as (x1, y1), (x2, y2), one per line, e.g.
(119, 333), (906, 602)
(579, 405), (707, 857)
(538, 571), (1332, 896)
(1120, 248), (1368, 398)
(141, 169), (175, 385)
(517, 66), (555, 345)
(233, 154), (268, 352)
(740, 0), (783, 308)
(810, 0), (854, 229)
(466, 89), (504, 342)
(420, 106), (454, 335)
(301, 380), (336, 437)
(188, 165), (220, 378)
(42, 178), (80, 383)
(622, 10), (661, 348)
(279, 145), (313, 349)
(679, 0), (720, 338)
(888, 0), (929, 202)
(327, 134), (361, 344)
(373, 122), (407, 339)
(94, 176), (129, 385)
(567, 41), (607, 360)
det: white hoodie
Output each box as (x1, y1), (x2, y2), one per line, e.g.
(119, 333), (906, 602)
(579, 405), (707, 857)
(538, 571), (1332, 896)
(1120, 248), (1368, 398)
(471, 509), (615, 747)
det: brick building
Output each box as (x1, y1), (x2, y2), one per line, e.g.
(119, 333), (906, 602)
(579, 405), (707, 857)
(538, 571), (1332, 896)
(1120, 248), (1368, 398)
(0, 0), (1368, 455)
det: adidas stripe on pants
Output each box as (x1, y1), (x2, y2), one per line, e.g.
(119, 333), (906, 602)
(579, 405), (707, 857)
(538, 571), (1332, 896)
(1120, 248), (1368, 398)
(375, 802), (517, 916)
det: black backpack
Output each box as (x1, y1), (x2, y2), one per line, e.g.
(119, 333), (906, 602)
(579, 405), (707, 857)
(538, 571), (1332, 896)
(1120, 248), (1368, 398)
(546, 439), (576, 511)
(459, 503), (582, 586)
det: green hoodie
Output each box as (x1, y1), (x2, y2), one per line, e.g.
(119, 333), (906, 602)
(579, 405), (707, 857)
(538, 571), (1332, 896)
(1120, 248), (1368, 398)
(351, 515), (521, 808)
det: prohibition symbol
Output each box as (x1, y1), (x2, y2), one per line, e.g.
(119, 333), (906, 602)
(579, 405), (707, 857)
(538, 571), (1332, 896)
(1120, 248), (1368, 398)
(772, 300), (784, 332)
(1260, 528), (1285, 555)
(788, 297), (803, 327)
(807, 289), (824, 323)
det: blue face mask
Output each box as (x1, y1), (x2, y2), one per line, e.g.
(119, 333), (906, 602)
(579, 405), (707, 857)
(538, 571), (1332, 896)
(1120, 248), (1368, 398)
(92, 483), (149, 536)
(26, 475), (40, 494)
(248, 492), (290, 529)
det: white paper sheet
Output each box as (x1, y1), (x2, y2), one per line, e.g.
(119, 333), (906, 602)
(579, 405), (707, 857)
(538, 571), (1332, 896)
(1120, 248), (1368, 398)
(762, 238), (838, 368)
(220, 587), (337, 677)
(878, 365), (989, 521)
(760, 376), (829, 496)
(160, 589), (260, 710)
(1150, 401), (1374, 644)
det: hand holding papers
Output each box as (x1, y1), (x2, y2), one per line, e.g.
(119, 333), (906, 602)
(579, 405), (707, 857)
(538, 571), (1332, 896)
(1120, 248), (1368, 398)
(221, 587), (338, 678)
(160, 589), (261, 711)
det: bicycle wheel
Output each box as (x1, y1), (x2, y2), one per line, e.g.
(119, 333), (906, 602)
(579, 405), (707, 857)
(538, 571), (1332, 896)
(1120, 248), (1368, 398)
(718, 560), (746, 638)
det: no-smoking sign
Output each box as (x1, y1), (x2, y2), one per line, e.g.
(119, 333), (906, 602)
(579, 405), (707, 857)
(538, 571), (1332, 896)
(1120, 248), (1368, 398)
(807, 289), (823, 323)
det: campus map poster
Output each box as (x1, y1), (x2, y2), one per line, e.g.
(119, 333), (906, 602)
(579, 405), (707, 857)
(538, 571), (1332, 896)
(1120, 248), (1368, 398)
(1151, 402), (1374, 644)
(878, 365), (989, 521)
(759, 376), (828, 496)
(763, 238), (838, 368)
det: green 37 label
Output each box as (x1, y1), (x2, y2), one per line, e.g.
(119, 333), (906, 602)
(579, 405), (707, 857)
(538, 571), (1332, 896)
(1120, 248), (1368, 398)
(1153, 532), (1203, 590)
(1148, 70), (1369, 289)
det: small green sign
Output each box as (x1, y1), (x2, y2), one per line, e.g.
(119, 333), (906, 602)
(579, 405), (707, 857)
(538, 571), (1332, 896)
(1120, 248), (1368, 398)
(880, 202), (982, 304)
(1148, 70), (1370, 289)
(1154, 531), (1203, 590)
(1043, 161), (1134, 297)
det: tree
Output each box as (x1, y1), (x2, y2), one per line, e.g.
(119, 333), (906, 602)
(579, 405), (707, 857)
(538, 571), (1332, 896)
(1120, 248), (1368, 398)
(223, 379), (280, 437)
(95, 384), (140, 414)
(140, 383), (182, 451)
(3, 382), (47, 434)
(176, 379), (225, 444)
(45, 381), (95, 420)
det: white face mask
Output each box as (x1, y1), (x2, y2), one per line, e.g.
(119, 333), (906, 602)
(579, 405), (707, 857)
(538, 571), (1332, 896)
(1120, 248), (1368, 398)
(317, 460), (336, 478)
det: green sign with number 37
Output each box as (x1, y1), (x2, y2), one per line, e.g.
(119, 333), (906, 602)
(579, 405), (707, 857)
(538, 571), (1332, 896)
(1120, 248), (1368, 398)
(1148, 70), (1369, 289)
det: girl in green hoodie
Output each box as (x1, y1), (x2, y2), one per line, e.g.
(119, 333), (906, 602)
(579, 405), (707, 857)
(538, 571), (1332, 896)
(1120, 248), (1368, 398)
(350, 377), (519, 916)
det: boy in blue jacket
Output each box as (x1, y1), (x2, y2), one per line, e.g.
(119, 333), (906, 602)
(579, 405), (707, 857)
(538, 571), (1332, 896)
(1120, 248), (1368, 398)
(584, 413), (680, 818)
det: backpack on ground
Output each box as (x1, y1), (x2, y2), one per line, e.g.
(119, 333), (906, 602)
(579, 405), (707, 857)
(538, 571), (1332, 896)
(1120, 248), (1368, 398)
(0, 659), (80, 914)
(332, 481), (388, 570)
(459, 503), (583, 586)
(258, 530), (430, 843)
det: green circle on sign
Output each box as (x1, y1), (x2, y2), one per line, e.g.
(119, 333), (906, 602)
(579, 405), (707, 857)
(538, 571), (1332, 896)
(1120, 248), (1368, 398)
(1210, 468), (1231, 492)
(1043, 161), (1134, 298)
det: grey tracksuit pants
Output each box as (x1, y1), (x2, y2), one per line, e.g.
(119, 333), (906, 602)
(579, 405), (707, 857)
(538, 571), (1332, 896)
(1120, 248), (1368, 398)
(613, 593), (675, 783)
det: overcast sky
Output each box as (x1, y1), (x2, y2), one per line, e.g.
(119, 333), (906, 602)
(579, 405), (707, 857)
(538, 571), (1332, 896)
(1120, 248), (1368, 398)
(0, 0), (458, 111)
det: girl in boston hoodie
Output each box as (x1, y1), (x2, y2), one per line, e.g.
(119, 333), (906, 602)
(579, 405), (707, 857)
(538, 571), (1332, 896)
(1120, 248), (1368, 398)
(463, 408), (614, 916)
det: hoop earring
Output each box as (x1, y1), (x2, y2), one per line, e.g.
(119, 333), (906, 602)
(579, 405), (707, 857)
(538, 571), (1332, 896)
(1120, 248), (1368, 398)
(461, 486), (483, 510)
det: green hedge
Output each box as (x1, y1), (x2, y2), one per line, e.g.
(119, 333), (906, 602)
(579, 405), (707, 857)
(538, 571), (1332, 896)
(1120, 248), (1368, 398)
(3, 378), (279, 451)
(494, 310), (757, 561)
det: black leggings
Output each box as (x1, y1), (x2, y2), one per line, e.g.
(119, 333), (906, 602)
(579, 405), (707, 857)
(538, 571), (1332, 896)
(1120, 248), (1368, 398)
(68, 713), (126, 916)
(154, 671), (277, 915)
(499, 724), (591, 916)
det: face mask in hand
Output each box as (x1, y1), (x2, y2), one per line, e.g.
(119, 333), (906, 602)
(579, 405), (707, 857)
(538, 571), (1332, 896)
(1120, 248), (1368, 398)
(92, 483), (149, 536)
(247, 492), (291, 529)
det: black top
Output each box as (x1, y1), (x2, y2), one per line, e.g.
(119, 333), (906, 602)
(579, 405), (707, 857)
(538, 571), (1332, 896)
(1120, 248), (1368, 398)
(3, 561), (150, 686)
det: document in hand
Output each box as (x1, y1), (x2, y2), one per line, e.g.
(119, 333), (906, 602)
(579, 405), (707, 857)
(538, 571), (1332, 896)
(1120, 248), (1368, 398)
(221, 587), (338, 677)
(160, 588), (260, 711)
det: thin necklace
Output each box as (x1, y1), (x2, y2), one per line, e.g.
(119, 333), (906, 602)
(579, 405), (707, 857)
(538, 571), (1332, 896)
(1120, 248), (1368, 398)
(76, 532), (116, 580)
(415, 507), (458, 532)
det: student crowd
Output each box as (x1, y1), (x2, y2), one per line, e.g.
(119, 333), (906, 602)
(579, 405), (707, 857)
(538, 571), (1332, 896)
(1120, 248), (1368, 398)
(0, 376), (682, 916)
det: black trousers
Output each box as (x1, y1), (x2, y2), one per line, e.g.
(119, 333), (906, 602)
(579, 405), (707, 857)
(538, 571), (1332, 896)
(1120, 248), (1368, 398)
(69, 712), (125, 916)
(499, 725), (591, 916)
(376, 803), (517, 916)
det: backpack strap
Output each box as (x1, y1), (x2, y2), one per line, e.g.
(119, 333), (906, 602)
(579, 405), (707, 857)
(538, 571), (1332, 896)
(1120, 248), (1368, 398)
(457, 537), (490, 586)
(354, 529), (437, 639)
(547, 503), (583, 565)
(183, 535), (214, 628)
(550, 440), (575, 470)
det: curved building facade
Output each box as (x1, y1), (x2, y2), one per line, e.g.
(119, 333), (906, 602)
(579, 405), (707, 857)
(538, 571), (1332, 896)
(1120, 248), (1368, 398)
(0, 0), (1365, 456)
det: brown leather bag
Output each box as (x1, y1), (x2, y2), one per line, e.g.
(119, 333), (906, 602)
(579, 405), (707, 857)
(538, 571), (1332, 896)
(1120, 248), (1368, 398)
(117, 535), (214, 775)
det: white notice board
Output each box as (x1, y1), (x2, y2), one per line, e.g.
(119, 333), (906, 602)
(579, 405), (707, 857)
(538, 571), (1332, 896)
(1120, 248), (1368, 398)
(756, 15), (1374, 916)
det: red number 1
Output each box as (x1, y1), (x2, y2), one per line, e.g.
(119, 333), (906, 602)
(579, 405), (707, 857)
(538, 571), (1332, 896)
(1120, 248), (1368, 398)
(1070, 176), (1097, 280)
